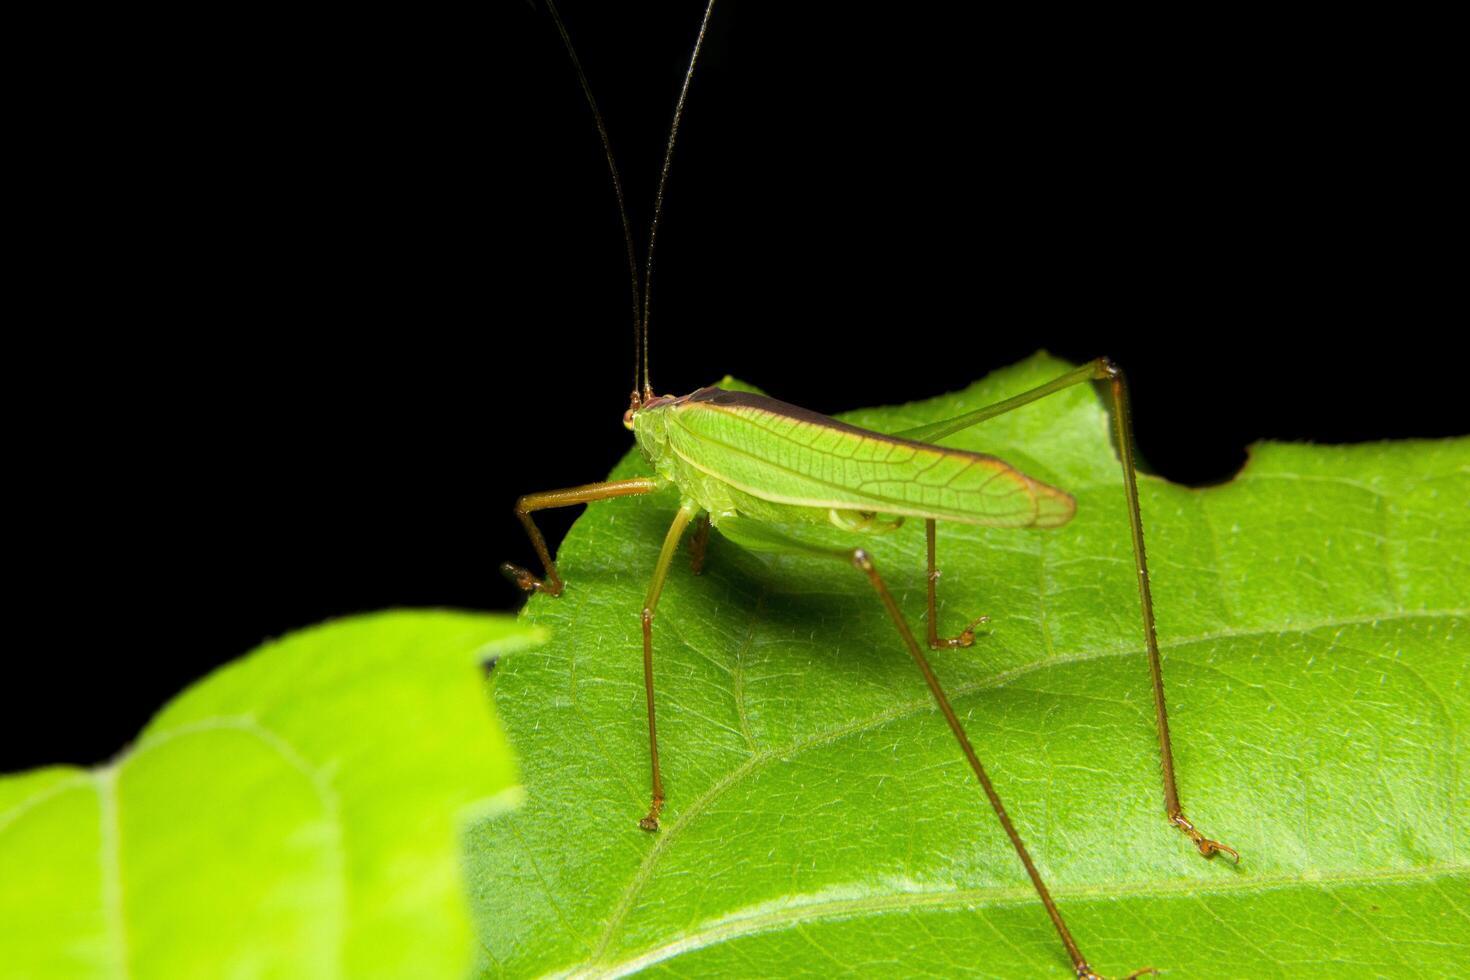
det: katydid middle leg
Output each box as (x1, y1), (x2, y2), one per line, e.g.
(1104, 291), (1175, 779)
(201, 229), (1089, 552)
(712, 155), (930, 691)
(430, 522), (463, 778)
(637, 500), (701, 832)
(925, 518), (990, 649)
(895, 358), (1237, 862)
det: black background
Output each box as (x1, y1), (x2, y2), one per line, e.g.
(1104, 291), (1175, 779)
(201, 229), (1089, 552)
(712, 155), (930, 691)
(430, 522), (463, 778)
(5, 3), (1463, 772)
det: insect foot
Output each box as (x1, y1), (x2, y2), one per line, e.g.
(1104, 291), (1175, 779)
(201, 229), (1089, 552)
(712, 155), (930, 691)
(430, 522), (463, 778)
(499, 561), (564, 597)
(1172, 813), (1240, 863)
(1076, 964), (1158, 980)
(929, 613), (991, 650)
(638, 796), (664, 832)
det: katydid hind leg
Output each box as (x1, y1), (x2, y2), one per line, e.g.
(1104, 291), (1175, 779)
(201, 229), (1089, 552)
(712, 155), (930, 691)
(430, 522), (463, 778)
(851, 547), (1105, 979)
(896, 358), (1237, 862)
(1103, 361), (1237, 861)
(925, 518), (990, 649)
(714, 517), (1147, 980)
(637, 501), (700, 831)
(501, 477), (660, 597)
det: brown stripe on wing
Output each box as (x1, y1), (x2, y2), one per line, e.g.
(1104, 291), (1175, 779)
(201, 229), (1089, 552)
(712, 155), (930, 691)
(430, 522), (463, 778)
(681, 387), (922, 446)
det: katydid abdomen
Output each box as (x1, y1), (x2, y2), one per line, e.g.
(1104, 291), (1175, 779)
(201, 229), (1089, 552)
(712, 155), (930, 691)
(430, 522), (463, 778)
(633, 386), (1076, 530)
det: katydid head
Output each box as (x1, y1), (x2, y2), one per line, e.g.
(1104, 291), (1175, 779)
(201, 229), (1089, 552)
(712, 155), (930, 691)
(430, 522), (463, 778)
(626, 392), (681, 474)
(544, 0), (718, 428)
(623, 391), (676, 431)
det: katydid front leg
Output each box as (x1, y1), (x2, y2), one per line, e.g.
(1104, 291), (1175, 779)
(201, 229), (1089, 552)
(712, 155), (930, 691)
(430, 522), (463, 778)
(501, 477), (660, 596)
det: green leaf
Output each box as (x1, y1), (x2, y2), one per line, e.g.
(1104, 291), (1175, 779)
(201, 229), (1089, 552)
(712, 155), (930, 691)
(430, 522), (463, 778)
(0, 611), (542, 980)
(471, 353), (1469, 977)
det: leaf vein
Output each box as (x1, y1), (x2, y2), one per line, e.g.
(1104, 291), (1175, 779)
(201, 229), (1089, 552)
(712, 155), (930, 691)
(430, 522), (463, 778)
(576, 608), (1464, 970)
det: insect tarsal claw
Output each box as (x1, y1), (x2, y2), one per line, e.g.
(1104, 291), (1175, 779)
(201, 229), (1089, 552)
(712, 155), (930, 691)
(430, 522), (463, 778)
(1076, 965), (1159, 980)
(1199, 837), (1241, 864)
(499, 561), (533, 591)
(928, 609), (991, 649)
(500, 561), (563, 597)
(1172, 813), (1240, 864)
(639, 796), (664, 832)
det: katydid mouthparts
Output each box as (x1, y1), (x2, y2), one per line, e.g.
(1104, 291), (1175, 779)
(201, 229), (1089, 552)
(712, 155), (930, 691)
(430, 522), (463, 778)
(507, 4), (1236, 978)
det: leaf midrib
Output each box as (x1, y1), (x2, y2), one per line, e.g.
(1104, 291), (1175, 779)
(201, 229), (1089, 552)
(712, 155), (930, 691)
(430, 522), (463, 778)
(573, 605), (1465, 972)
(95, 768), (128, 979)
(3, 717), (348, 980)
(571, 863), (1470, 980)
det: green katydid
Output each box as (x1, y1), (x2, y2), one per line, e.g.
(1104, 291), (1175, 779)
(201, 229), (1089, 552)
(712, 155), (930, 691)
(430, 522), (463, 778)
(506, 4), (1237, 978)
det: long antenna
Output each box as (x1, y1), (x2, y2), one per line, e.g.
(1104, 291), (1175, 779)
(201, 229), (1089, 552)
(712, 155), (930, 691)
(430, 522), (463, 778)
(545, 0), (643, 400)
(641, 0), (718, 400)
